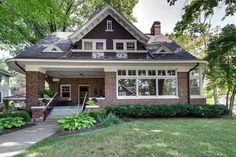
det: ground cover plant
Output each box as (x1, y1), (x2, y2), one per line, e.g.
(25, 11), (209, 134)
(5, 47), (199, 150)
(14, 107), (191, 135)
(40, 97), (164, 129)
(0, 117), (25, 129)
(16, 119), (236, 157)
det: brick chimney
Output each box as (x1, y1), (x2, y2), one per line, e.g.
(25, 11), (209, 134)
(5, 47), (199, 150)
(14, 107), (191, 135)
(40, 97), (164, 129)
(150, 21), (161, 35)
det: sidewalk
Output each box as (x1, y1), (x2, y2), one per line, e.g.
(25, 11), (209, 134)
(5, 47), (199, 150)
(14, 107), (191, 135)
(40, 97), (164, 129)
(0, 120), (57, 157)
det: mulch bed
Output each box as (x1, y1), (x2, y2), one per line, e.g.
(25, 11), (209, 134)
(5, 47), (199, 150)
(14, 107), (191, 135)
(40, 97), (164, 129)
(52, 125), (101, 137)
(0, 123), (35, 136)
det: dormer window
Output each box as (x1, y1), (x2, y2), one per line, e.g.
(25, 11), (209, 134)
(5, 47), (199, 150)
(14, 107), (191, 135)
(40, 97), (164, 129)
(42, 44), (63, 52)
(113, 40), (137, 51)
(106, 20), (113, 31)
(82, 39), (106, 51)
(154, 45), (173, 54)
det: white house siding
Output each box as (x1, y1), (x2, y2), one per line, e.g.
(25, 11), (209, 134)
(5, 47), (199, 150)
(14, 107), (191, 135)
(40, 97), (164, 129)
(0, 75), (10, 105)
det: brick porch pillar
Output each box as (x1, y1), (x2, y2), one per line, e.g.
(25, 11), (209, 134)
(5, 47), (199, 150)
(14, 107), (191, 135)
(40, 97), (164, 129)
(178, 72), (188, 104)
(26, 71), (45, 109)
(104, 72), (116, 105)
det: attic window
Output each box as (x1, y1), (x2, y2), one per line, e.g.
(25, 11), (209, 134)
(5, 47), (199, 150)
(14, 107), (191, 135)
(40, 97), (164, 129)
(51, 48), (57, 51)
(160, 49), (165, 53)
(42, 44), (63, 53)
(154, 46), (173, 54)
(106, 20), (113, 31)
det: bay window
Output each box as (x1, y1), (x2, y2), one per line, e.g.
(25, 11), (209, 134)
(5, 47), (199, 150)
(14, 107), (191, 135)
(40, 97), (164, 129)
(117, 69), (178, 98)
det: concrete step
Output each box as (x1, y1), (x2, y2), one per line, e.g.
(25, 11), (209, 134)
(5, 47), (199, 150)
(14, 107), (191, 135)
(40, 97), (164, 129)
(47, 106), (82, 120)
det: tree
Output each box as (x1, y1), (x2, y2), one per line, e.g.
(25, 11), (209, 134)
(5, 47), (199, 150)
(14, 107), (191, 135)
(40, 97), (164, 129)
(0, 0), (138, 56)
(205, 24), (236, 115)
(167, 0), (236, 35)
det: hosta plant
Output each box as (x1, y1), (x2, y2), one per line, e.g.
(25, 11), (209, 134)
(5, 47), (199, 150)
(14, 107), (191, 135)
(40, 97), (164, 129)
(0, 117), (26, 129)
(57, 113), (96, 131)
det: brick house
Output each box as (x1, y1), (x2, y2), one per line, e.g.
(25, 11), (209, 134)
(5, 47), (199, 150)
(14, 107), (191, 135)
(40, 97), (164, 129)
(6, 5), (207, 110)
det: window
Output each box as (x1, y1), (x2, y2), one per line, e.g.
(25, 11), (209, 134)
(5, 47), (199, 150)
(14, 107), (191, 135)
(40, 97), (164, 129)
(106, 20), (113, 31)
(84, 41), (93, 50)
(190, 68), (202, 96)
(113, 40), (137, 51)
(118, 79), (136, 96)
(92, 52), (104, 59)
(127, 42), (135, 50)
(138, 79), (156, 96)
(0, 91), (2, 103)
(116, 43), (124, 50)
(82, 39), (106, 51)
(116, 52), (127, 59)
(60, 85), (71, 98)
(117, 69), (178, 98)
(96, 42), (104, 50)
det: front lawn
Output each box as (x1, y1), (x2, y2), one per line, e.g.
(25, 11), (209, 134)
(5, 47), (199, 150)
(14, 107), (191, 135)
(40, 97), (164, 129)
(16, 119), (236, 157)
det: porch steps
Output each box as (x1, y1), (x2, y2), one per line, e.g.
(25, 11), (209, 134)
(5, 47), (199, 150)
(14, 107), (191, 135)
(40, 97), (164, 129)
(47, 106), (81, 120)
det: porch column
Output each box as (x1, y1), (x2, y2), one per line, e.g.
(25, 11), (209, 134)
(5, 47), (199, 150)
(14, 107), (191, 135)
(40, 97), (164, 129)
(26, 71), (45, 109)
(178, 72), (188, 104)
(104, 72), (116, 104)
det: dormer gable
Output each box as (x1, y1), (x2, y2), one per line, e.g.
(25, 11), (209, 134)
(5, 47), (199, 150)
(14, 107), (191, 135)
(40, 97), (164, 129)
(69, 4), (149, 44)
(154, 45), (173, 54)
(42, 44), (63, 53)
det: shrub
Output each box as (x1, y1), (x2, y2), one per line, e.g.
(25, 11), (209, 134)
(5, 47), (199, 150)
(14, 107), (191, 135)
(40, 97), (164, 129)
(106, 104), (230, 118)
(0, 110), (31, 122)
(97, 113), (121, 127)
(57, 113), (96, 131)
(87, 108), (107, 120)
(0, 117), (26, 129)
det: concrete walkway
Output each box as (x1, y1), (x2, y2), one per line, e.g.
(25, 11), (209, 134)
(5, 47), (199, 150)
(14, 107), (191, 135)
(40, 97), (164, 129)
(0, 120), (57, 157)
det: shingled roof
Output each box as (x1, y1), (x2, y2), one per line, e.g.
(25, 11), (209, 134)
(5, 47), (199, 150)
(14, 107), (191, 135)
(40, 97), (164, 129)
(145, 34), (198, 60)
(16, 32), (73, 58)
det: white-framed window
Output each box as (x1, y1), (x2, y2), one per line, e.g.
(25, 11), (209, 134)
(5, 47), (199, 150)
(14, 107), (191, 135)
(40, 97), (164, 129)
(106, 20), (113, 31)
(60, 84), (71, 99)
(116, 52), (127, 59)
(117, 69), (178, 98)
(92, 52), (104, 59)
(82, 39), (106, 51)
(190, 68), (203, 97)
(113, 40), (137, 51)
(0, 90), (3, 103)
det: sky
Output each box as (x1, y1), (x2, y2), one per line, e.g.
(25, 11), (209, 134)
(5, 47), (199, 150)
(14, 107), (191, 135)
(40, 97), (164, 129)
(1, 0), (236, 57)
(133, 0), (236, 34)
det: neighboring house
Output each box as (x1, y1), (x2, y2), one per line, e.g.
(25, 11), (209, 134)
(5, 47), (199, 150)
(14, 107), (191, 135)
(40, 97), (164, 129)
(6, 5), (207, 110)
(0, 69), (12, 106)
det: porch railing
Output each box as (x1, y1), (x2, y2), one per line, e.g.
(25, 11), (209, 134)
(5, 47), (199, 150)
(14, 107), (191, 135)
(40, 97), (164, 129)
(43, 92), (58, 121)
(80, 92), (87, 113)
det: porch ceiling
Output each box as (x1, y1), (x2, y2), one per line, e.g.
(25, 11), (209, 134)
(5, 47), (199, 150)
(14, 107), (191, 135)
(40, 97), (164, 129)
(46, 68), (104, 78)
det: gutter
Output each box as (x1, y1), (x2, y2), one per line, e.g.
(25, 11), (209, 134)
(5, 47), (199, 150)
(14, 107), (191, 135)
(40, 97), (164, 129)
(187, 63), (199, 104)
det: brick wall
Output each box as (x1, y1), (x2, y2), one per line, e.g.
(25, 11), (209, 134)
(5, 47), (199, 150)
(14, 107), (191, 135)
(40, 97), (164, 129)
(26, 71), (45, 109)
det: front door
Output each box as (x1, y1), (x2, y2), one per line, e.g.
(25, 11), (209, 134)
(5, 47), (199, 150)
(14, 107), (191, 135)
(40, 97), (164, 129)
(79, 86), (89, 105)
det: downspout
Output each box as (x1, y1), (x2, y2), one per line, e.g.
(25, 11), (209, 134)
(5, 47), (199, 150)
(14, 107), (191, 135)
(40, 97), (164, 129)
(187, 63), (199, 104)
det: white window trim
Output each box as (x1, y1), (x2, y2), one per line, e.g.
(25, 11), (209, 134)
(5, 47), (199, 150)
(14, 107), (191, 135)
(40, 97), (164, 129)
(82, 39), (106, 51)
(105, 20), (114, 32)
(116, 69), (178, 99)
(190, 68), (204, 98)
(60, 84), (71, 99)
(113, 39), (137, 51)
(0, 90), (2, 103)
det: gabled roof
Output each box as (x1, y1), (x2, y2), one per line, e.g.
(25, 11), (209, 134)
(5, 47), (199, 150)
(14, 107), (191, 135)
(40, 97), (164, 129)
(145, 34), (198, 60)
(69, 4), (149, 44)
(0, 69), (13, 77)
(16, 32), (72, 58)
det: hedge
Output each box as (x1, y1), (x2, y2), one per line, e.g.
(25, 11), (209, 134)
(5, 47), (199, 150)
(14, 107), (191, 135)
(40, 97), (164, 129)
(0, 110), (31, 122)
(105, 104), (230, 118)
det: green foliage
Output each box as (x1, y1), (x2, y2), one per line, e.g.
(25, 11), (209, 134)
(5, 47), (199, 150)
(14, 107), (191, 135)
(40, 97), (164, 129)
(168, 0), (236, 35)
(87, 108), (107, 120)
(97, 113), (121, 127)
(0, 117), (26, 129)
(106, 104), (230, 118)
(0, 0), (138, 55)
(57, 113), (96, 131)
(0, 110), (31, 122)
(86, 100), (95, 106)
(42, 89), (53, 98)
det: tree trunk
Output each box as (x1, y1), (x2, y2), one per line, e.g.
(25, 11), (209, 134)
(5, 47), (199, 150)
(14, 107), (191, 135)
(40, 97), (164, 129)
(226, 88), (230, 109)
(213, 85), (219, 104)
(229, 87), (236, 117)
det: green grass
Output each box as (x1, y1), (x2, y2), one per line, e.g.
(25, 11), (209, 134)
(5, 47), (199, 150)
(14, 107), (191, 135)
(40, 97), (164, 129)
(16, 119), (236, 157)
